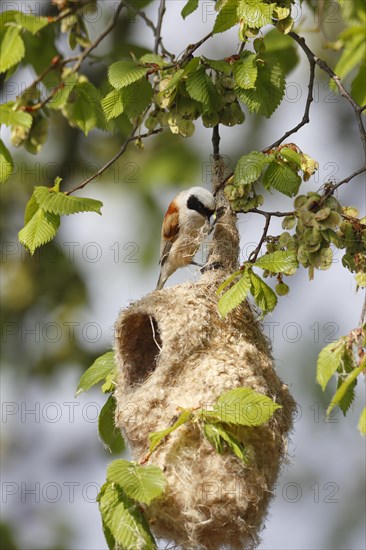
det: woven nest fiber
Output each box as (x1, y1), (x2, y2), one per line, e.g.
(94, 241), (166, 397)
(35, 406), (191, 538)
(114, 159), (296, 549)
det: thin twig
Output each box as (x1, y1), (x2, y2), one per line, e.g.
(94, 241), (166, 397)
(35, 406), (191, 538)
(359, 296), (366, 327)
(212, 125), (220, 160)
(71, 1), (124, 74)
(249, 213), (271, 262)
(122, 0), (156, 33)
(289, 31), (366, 161)
(65, 127), (163, 195)
(154, 0), (166, 54)
(322, 165), (366, 199)
(250, 208), (295, 218)
(265, 50), (316, 151)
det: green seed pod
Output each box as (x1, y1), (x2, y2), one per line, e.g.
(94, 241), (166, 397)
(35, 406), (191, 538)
(145, 115), (158, 131)
(314, 207), (331, 221)
(324, 196), (342, 213)
(176, 95), (200, 117)
(294, 195), (307, 209)
(25, 116), (49, 155)
(282, 215), (296, 230)
(342, 206), (359, 218)
(178, 119), (195, 137)
(275, 282), (290, 296)
(221, 77), (235, 90)
(318, 211), (341, 230)
(202, 112), (220, 128)
(11, 124), (30, 148)
(297, 245), (309, 265)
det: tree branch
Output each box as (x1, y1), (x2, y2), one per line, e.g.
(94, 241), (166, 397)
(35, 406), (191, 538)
(212, 125), (220, 160)
(65, 127), (163, 196)
(249, 213), (271, 262)
(154, 0), (166, 54)
(322, 165), (366, 199)
(264, 49), (316, 151)
(289, 31), (366, 161)
(71, 1), (124, 74)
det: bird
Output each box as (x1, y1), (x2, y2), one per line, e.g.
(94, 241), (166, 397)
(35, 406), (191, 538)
(156, 187), (216, 290)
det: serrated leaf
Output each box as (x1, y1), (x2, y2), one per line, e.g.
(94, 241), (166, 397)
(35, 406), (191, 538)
(186, 68), (219, 113)
(64, 82), (103, 136)
(237, 56), (285, 118)
(203, 422), (248, 463)
(76, 351), (116, 396)
(140, 53), (166, 67)
(18, 208), (60, 255)
(358, 407), (366, 436)
(48, 73), (79, 110)
(108, 60), (147, 89)
(24, 194), (39, 224)
(149, 409), (192, 452)
(181, 0), (199, 19)
(101, 89), (124, 121)
(264, 28), (299, 74)
(203, 57), (232, 75)
(234, 151), (272, 185)
(99, 484), (156, 550)
(336, 377), (356, 416)
(316, 340), (346, 391)
(98, 396), (125, 454)
(218, 269), (251, 317)
(327, 361), (365, 416)
(237, 0), (275, 28)
(120, 78), (153, 119)
(204, 387), (281, 426)
(216, 270), (242, 294)
(254, 250), (298, 273)
(249, 271), (278, 314)
(233, 52), (258, 89)
(0, 103), (33, 128)
(0, 139), (13, 183)
(213, 0), (238, 34)
(333, 27), (365, 83)
(34, 186), (103, 216)
(263, 161), (301, 197)
(0, 26), (25, 73)
(107, 460), (166, 505)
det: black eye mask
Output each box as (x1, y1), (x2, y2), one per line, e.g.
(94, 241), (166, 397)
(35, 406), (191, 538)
(187, 194), (215, 220)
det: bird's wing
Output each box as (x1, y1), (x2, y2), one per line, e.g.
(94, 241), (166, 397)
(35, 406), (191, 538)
(159, 202), (180, 265)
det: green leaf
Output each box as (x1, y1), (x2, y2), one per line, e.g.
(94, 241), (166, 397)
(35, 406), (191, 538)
(358, 407), (366, 436)
(336, 377), (356, 416)
(108, 60), (147, 89)
(120, 79), (153, 120)
(24, 194), (39, 224)
(0, 103), (33, 128)
(203, 57), (232, 75)
(218, 269), (251, 317)
(216, 270), (242, 294)
(249, 271), (278, 314)
(34, 186), (103, 216)
(263, 161), (301, 197)
(186, 68), (220, 112)
(237, 0), (275, 28)
(0, 10), (49, 34)
(204, 387), (281, 426)
(279, 147), (303, 166)
(234, 151), (272, 185)
(140, 53), (167, 67)
(237, 56), (285, 118)
(99, 484), (157, 550)
(316, 340), (346, 391)
(333, 27), (365, 83)
(107, 460), (166, 505)
(48, 73), (79, 110)
(76, 351), (116, 396)
(101, 89), (124, 121)
(213, 0), (238, 34)
(327, 361), (365, 416)
(149, 409), (192, 452)
(233, 52), (258, 89)
(181, 0), (199, 19)
(351, 63), (366, 105)
(98, 396), (125, 454)
(0, 139), (14, 183)
(264, 29), (299, 74)
(203, 422), (248, 463)
(18, 208), (60, 255)
(0, 26), (25, 73)
(254, 250), (298, 273)
(64, 82), (103, 136)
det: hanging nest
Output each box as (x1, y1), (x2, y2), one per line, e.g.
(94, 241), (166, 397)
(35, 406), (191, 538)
(114, 158), (296, 549)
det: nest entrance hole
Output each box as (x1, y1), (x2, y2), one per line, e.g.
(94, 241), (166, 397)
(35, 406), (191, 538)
(119, 312), (162, 386)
